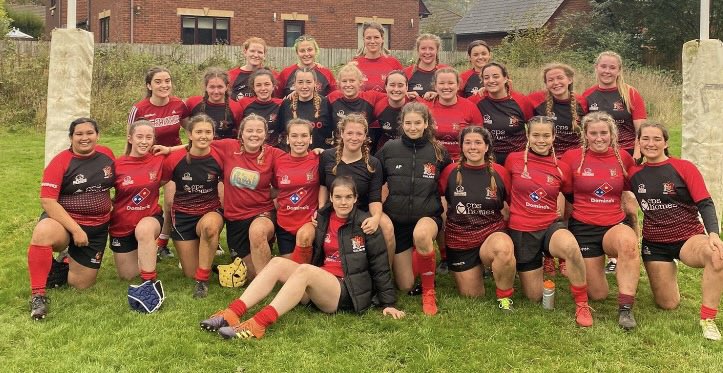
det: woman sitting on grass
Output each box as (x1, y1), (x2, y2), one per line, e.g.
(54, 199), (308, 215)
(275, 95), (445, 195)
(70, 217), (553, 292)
(200, 176), (404, 339)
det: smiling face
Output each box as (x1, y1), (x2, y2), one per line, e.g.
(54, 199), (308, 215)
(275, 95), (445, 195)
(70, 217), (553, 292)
(385, 73), (408, 104)
(482, 65), (508, 97)
(469, 45), (491, 70)
(147, 71), (172, 100)
(205, 77), (227, 104)
(339, 71), (362, 99)
(545, 68), (572, 100)
(363, 28), (384, 56)
(188, 121), (214, 153)
(434, 72), (459, 103)
(527, 121), (554, 155)
(402, 111), (428, 140)
(638, 126), (668, 162)
(241, 119), (267, 152)
(331, 185), (357, 218)
(585, 121), (612, 153)
(341, 121), (367, 153)
(70, 122), (99, 155)
(294, 70), (316, 101)
(418, 39), (438, 67)
(287, 123), (312, 156)
(595, 55), (621, 88)
(253, 74), (274, 101)
(296, 41), (317, 67)
(245, 43), (266, 69)
(128, 125), (155, 157)
(462, 132), (488, 166)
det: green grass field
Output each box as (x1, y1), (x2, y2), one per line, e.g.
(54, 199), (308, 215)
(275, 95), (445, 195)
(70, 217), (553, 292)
(1, 132), (722, 373)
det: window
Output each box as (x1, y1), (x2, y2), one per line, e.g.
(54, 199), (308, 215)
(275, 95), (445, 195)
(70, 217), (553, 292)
(284, 21), (304, 47)
(99, 17), (110, 43)
(357, 23), (391, 49)
(181, 16), (229, 45)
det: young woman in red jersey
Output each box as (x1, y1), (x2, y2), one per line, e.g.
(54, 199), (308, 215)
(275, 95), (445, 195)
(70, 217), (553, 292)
(560, 112), (639, 330)
(584, 51), (648, 273)
(353, 22), (404, 92)
(278, 67), (334, 149)
(404, 34), (448, 100)
(237, 69), (284, 146)
(276, 35), (336, 97)
(630, 122), (723, 341)
(505, 116), (593, 327)
(200, 176), (403, 340)
(158, 115), (224, 299)
(229, 37), (273, 100)
(327, 63), (386, 151)
(109, 121), (164, 282)
(470, 62), (534, 166)
(28, 118), (115, 320)
(459, 40), (492, 98)
(211, 114), (286, 278)
(186, 68), (243, 140)
(373, 70), (409, 149)
(376, 102), (451, 316)
(128, 66), (190, 259)
(272, 119), (319, 264)
(439, 126), (516, 310)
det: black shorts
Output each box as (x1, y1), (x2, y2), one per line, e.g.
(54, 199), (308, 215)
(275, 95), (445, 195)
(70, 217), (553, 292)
(39, 213), (109, 269)
(226, 211), (277, 259)
(171, 209), (222, 241)
(641, 239), (685, 262)
(109, 214), (164, 253)
(568, 217), (631, 258)
(393, 216), (443, 254)
(509, 221), (566, 272)
(310, 276), (354, 312)
(446, 247), (481, 272)
(275, 226), (296, 256)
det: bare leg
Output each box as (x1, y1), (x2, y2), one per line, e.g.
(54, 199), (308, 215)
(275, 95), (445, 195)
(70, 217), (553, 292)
(548, 229), (586, 286)
(137, 216), (162, 274)
(269, 264), (342, 315)
(603, 224), (640, 298)
(196, 211), (224, 272)
(175, 240), (199, 278)
(380, 213), (395, 268)
(249, 217), (275, 273)
(480, 232), (516, 292)
(239, 257), (301, 308)
(393, 249), (414, 292)
(644, 261), (680, 310)
(679, 235), (723, 310)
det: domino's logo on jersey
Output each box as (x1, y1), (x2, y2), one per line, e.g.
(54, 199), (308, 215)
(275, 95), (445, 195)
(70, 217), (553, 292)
(290, 193), (301, 204)
(529, 188), (547, 202)
(132, 188), (151, 205)
(594, 182), (613, 197)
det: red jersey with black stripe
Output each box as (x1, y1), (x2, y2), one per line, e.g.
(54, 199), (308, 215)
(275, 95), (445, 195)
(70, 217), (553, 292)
(561, 148), (634, 226)
(440, 162), (510, 250)
(110, 153), (164, 236)
(582, 85), (647, 150)
(527, 91), (588, 156)
(421, 97), (483, 160)
(186, 96), (243, 140)
(276, 64), (337, 97)
(372, 100), (405, 148)
(161, 149), (222, 216)
(459, 69), (482, 98)
(41, 146), (116, 226)
(403, 64), (449, 96)
(470, 91), (534, 156)
(272, 152), (320, 234)
(505, 151), (572, 231)
(278, 95), (334, 149)
(629, 158), (708, 243)
(229, 67), (279, 100)
(328, 90), (386, 129)
(352, 55), (404, 92)
(211, 139), (286, 221)
(128, 97), (189, 146)
(238, 97), (283, 146)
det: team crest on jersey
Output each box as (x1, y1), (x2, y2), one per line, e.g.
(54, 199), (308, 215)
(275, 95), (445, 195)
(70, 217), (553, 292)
(529, 187), (547, 202)
(454, 185), (466, 197)
(383, 121), (392, 130)
(509, 115), (520, 127)
(613, 100), (624, 111)
(269, 113), (277, 122)
(121, 176), (134, 186)
(452, 122), (460, 132)
(182, 172), (192, 181)
(662, 181), (676, 195)
(315, 82), (323, 91)
(483, 114), (493, 125)
(132, 188), (151, 205)
(455, 202), (467, 214)
(486, 187), (497, 199)
(521, 171), (531, 179)
(594, 182), (613, 197)
(324, 233), (331, 244)
(546, 175), (555, 185)
(351, 235), (366, 253)
(413, 83), (424, 91)
(589, 103), (599, 111)
(582, 168), (594, 177)
(471, 87), (480, 95)
(609, 169), (617, 177)
(149, 171), (158, 181)
(73, 174), (88, 185)
(280, 175), (291, 185)
(230, 167), (261, 189)
(207, 172), (218, 182)
(637, 184), (646, 193)
(103, 166), (113, 179)
(422, 163), (436, 179)
(306, 170), (314, 182)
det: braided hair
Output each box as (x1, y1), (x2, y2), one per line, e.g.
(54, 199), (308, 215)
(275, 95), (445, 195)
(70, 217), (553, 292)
(291, 67), (322, 120)
(523, 116), (562, 177)
(595, 51), (634, 113)
(332, 113), (375, 175)
(578, 111), (627, 176)
(237, 113), (268, 165)
(542, 63), (581, 134)
(200, 67), (232, 133)
(456, 126), (498, 193)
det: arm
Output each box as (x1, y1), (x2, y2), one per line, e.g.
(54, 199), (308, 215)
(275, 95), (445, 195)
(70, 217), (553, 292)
(41, 198), (87, 246)
(364, 226), (398, 311)
(361, 202), (383, 234)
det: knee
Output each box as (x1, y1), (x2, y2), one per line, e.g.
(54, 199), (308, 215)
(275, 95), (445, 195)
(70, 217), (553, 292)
(617, 240), (639, 260)
(268, 256), (286, 267)
(200, 223), (220, 239)
(69, 277), (95, 290)
(118, 271), (138, 281)
(135, 225), (156, 243)
(30, 222), (58, 246)
(292, 263), (314, 279)
(588, 287), (609, 301)
(656, 298), (680, 310)
(296, 228), (315, 247)
(491, 244), (514, 263)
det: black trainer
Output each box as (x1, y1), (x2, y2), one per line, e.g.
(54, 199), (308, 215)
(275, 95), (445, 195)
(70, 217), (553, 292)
(30, 294), (49, 320)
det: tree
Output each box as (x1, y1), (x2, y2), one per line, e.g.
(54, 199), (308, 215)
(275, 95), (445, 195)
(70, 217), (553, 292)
(0, 0), (11, 38)
(6, 6), (43, 39)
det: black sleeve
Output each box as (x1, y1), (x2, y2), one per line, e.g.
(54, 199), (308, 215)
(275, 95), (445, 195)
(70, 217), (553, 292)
(365, 228), (396, 307)
(697, 197), (720, 234)
(564, 192), (574, 204)
(368, 157), (383, 203)
(374, 145), (388, 183)
(318, 150), (330, 187)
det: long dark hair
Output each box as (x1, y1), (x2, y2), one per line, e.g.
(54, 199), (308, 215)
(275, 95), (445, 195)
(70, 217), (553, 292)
(456, 126), (497, 192)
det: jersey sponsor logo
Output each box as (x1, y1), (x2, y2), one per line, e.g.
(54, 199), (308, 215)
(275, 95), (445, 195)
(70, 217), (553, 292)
(183, 184), (214, 194)
(589, 103), (599, 111)
(613, 100), (624, 111)
(230, 167), (261, 190)
(455, 201), (495, 215)
(486, 187), (497, 200)
(594, 182), (613, 197)
(640, 198), (676, 211)
(149, 114), (180, 128)
(582, 168), (594, 177)
(182, 172), (192, 181)
(41, 182), (58, 189)
(529, 188), (547, 202)
(324, 250), (340, 264)
(422, 163), (436, 179)
(580, 246), (590, 252)
(111, 238), (121, 247)
(642, 245), (651, 255)
(144, 113), (157, 118)
(73, 174), (88, 185)
(509, 115), (521, 127)
(454, 185), (467, 197)
(91, 251), (103, 265)
(395, 165), (402, 170)
(412, 83), (424, 91)
(122, 176), (134, 186)
(290, 189), (307, 205)
(268, 113), (277, 123)
(662, 181), (676, 195)
(280, 175), (290, 185)
(132, 188), (151, 205)
(103, 166), (113, 179)
(351, 235), (366, 253)
(637, 184), (646, 193)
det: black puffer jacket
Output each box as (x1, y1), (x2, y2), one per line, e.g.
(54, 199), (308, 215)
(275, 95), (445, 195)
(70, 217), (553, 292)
(376, 134), (451, 224)
(311, 204), (396, 312)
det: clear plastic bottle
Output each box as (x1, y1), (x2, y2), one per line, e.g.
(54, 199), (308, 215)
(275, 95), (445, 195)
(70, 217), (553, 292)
(542, 280), (555, 310)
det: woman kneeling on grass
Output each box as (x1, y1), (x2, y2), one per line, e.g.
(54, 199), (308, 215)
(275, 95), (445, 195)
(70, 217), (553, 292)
(200, 176), (404, 339)
(28, 118), (115, 320)
(630, 122), (723, 341)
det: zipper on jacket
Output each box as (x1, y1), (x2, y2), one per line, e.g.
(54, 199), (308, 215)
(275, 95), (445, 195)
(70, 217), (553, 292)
(409, 143), (416, 217)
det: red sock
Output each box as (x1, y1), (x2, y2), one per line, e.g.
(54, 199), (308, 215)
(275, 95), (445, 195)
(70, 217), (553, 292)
(290, 245), (312, 264)
(195, 267), (211, 282)
(413, 250), (436, 292)
(140, 270), (157, 281)
(28, 244), (53, 296)
(570, 284), (589, 303)
(156, 236), (169, 247)
(496, 287), (514, 299)
(701, 305), (718, 320)
(229, 299), (248, 317)
(253, 305), (279, 328)
(439, 245), (447, 261)
(618, 293), (635, 307)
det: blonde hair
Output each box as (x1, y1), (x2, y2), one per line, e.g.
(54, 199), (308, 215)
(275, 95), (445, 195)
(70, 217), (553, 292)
(356, 22), (391, 56)
(332, 113), (375, 175)
(594, 51), (633, 113)
(542, 63), (580, 134)
(126, 120), (155, 155)
(237, 114), (268, 165)
(577, 112), (627, 176)
(413, 33), (442, 73)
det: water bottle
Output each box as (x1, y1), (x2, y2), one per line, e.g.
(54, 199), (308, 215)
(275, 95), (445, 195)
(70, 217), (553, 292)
(542, 280), (555, 310)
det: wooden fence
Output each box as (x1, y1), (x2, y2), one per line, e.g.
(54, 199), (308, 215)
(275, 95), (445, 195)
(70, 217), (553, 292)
(5, 40), (468, 68)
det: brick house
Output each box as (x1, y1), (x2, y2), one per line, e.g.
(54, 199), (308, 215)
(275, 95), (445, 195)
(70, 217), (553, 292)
(453, 0), (591, 51)
(45, 0), (428, 49)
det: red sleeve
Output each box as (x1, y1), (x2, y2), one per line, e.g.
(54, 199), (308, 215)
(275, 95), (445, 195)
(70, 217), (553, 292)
(582, 85), (597, 99)
(320, 67), (337, 93)
(363, 90), (387, 106)
(185, 96), (203, 112)
(402, 65), (414, 79)
(526, 90), (546, 109)
(327, 90), (342, 104)
(459, 69), (474, 95)
(466, 99), (483, 125)
(128, 101), (143, 125)
(492, 162), (511, 193)
(40, 151), (72, 199)
(438, 162), (456, 195)
(672, 158), (711, 203)
(511, 91), (534, 120)
(575, 94), (588, 114)
(629, 86), (647, 120)
(228, 67), (241, 85)
(228, 100), (243, 124)
(162, 150), (183, 183)
(620, 151), (635, 191)
(467, 94), (481, 105)
(390, 56), (403, 70)
(558, 159), (573, 194)
(237, 97), (254, 116)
